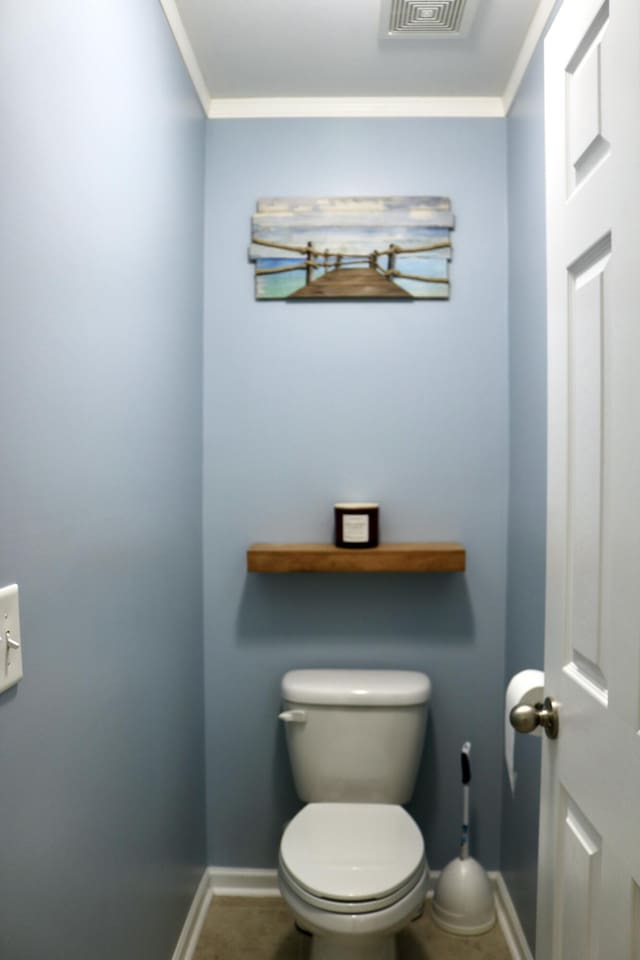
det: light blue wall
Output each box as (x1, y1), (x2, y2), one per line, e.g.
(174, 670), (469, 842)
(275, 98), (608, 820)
(0, 3), (206, 958)
(0, 2), (553, 944)
(203, 118), (510, 870)
(501, 43), (549, 952)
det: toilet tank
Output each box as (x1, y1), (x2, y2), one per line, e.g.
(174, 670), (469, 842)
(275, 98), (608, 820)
(280, 669), (430, 804)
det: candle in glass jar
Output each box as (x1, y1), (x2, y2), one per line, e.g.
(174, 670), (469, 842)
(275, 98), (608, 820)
(334, 503), (379, 549)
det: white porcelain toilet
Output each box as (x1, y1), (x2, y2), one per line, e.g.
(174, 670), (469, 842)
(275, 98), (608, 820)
(277, 668), (431, 960)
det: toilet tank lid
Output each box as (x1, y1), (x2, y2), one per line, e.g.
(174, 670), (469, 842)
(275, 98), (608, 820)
(281, 669), (431, 706)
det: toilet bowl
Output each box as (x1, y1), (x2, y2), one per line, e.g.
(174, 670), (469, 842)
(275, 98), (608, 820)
(278, 802), (429, 960)
(277, 669), (431, 960)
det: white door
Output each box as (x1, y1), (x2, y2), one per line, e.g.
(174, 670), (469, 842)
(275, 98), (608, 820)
(538, 0), (640, 956)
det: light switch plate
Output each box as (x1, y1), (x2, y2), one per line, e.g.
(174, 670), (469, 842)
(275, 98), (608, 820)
(0, 584), (23, 694)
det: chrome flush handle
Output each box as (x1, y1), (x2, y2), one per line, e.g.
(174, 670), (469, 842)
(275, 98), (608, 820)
(278, 710), (307, 724)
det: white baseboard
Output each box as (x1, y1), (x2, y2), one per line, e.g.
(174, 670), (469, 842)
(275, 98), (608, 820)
(171, 870), (212, 960)
(209, 866), (280, 897)
(492, 872), (535, 960)
(172, 866), (534, 960)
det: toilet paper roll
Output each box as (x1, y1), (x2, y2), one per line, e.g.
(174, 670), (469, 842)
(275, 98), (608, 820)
(505, 669), (545, 795)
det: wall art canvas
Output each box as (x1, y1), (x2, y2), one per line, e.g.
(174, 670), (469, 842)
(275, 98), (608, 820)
(249, 196), (454, 300)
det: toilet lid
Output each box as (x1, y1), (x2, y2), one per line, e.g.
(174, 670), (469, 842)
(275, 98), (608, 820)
(280, 803), (425, 902)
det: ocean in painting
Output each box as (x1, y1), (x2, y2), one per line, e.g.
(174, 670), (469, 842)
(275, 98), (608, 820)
(249, 197), (454, 300)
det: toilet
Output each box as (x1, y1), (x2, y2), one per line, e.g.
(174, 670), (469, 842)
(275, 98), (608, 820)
(277, 668), (431, 960)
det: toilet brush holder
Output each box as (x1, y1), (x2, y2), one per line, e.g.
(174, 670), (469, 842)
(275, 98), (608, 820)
(432, 742), (496, 935)
(432, 856), (495, 935)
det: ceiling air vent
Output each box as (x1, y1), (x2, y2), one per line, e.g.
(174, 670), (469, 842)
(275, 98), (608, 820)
(380, 0), (478, 39)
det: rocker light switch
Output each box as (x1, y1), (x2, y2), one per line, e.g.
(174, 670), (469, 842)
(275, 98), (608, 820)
(0, 584), (23, 694)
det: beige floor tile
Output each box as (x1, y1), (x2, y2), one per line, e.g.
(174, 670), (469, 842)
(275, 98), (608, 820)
(193, 897), (309, 960)
(193, 897), (512, 959)
(397, 901), (511, 959)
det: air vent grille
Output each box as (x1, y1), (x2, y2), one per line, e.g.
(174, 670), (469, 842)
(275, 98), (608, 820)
(383, 0), (477, 38)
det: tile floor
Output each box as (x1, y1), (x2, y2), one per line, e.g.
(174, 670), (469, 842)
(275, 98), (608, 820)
(193, 896), (512, 960)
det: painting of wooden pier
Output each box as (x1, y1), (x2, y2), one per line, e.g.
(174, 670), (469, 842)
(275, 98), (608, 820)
(249, 196), (454, 300)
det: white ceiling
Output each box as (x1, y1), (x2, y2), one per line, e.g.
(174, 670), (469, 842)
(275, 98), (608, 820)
(161, 0), (553, 118)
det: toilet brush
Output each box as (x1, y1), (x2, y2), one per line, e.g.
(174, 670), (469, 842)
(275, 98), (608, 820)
(431, 742), (496, 935)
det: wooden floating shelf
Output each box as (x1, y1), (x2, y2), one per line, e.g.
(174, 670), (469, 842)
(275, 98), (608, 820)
(247, 542), (466, 574)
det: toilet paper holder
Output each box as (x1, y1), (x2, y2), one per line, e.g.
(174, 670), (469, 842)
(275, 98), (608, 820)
(510, 697), (559, 740)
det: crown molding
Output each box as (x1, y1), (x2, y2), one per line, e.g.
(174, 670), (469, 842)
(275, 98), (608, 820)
(160, 0), (555, 122)
(207, 96), (504, 119)
(502, 0), (557, 114)
(159, 0), (210, 114)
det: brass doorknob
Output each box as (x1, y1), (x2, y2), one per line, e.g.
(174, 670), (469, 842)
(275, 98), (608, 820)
(510, 697), (559, 740)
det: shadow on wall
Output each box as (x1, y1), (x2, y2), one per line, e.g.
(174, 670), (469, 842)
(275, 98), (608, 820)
(235, 573), (475, 644)
(271, 718), (304, 840)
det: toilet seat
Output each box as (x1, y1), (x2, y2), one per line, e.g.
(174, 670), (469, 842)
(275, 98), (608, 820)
(279, 855), (426, 914)
(280, 803), (425, 908)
